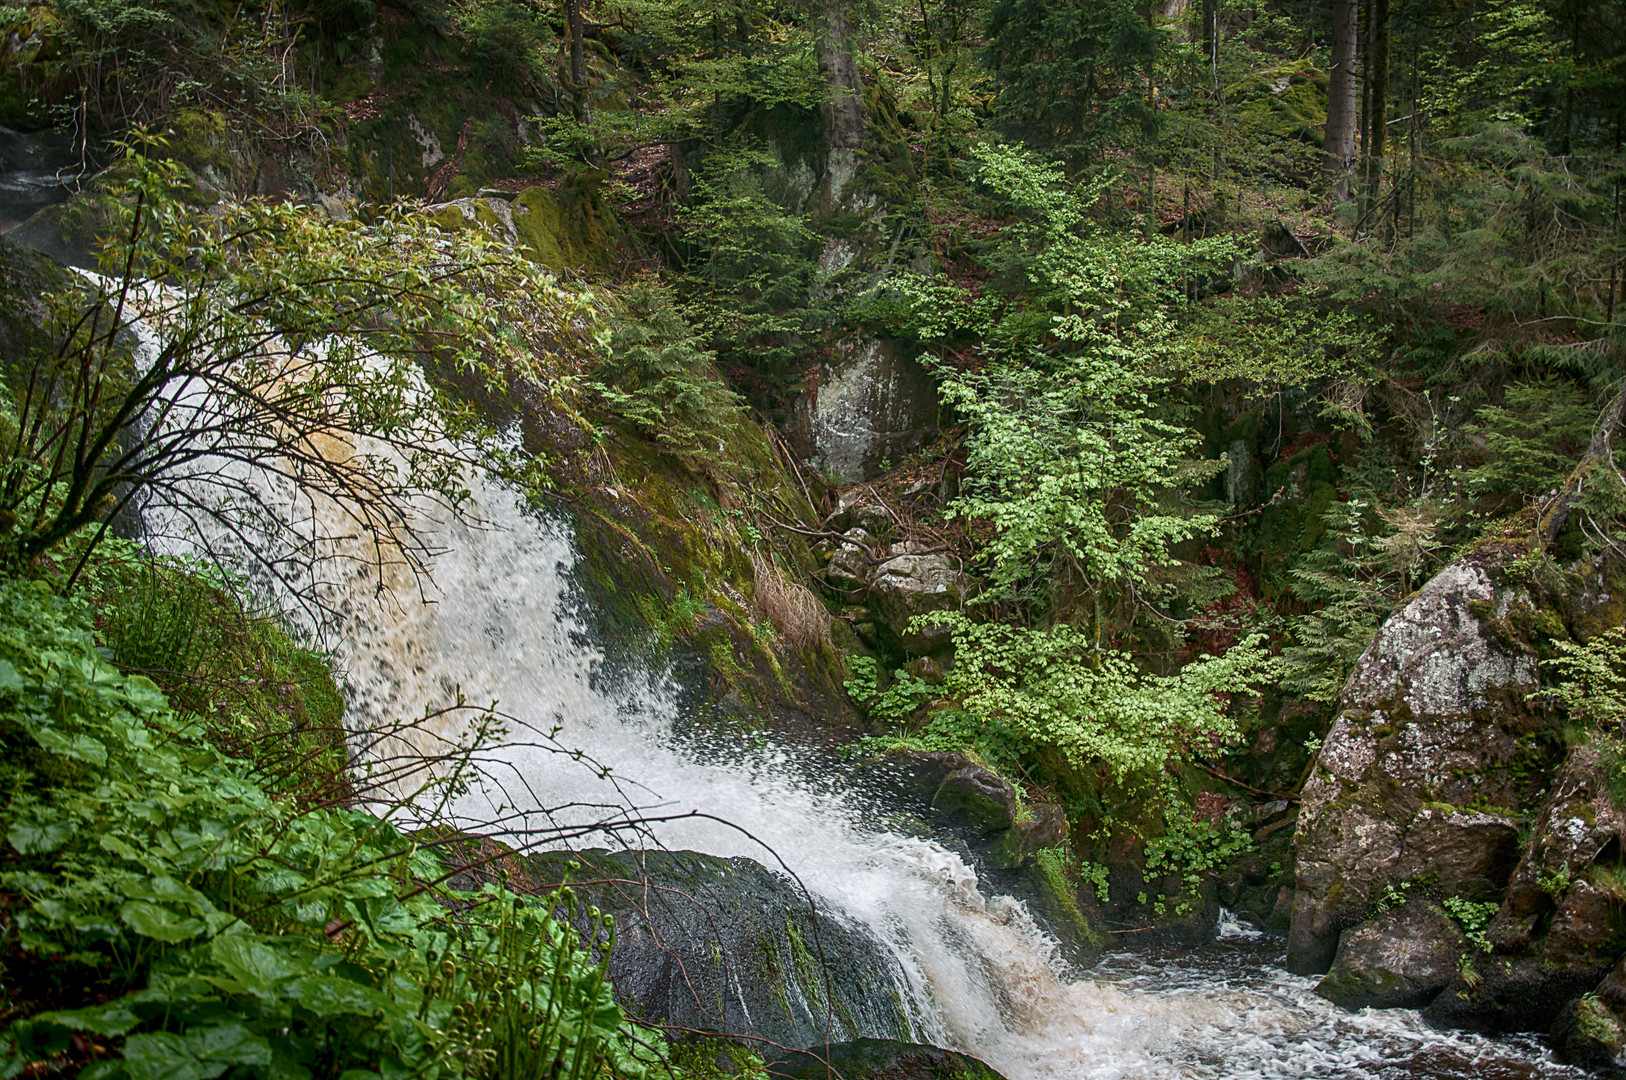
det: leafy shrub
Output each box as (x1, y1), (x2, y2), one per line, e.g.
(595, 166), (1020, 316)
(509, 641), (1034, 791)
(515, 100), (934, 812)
(920, 616), (1274, 781)
(1442, 896), (1499, 951)
(0, 578), (654, 1080)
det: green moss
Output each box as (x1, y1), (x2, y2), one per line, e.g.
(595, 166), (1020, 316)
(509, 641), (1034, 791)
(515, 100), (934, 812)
(1233, 59), (1330, 146)
(167, 107), (232, 171)
(514, 186), (572, 268)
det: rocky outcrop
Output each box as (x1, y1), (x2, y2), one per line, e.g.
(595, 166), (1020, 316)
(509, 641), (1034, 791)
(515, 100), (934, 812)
(1420, 746), (1626, 1033)
(815, 509), (966, 657)
(1288, 554), (1550, 974)
(789, 339), (939, 485)
(868, 554), (962, 654)
(525, 849), (916, 1049)
(857, 751), (1098, 965)
(1316, 900), (1466, 1009)
(1287, 533), (1626, 1052)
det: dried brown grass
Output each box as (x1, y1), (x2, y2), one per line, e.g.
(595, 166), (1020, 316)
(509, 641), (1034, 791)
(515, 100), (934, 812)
(749, 551), (833, 653)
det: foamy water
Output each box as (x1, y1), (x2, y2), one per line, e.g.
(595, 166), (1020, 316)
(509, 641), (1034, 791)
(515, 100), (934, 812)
(130, 324), (1579, 1078)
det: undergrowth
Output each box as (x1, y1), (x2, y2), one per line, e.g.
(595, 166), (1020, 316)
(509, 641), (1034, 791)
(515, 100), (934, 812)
(0, 573), (686, 1080)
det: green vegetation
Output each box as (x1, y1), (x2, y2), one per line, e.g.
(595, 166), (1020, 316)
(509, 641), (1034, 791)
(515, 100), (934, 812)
(0, 577), (655, 1080)
(4, 0), (1626, 1048)
(1443, 897), (1500, 951)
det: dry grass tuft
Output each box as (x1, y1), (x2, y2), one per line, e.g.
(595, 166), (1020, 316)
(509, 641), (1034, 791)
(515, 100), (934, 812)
(749, 551), (833, 653)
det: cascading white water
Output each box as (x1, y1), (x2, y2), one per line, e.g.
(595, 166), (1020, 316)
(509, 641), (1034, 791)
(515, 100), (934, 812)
(131, 326), (1580, 1080)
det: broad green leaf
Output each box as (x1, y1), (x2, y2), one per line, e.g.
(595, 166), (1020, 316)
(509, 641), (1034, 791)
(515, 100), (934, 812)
(36, 1000), (141, 1037)
(286, 974), (391, 1017)
(122, 1024), (271, 1080)
(119, 901), (205, 943)
(9, 817), (78, 854)
(209, 935), (299, 994)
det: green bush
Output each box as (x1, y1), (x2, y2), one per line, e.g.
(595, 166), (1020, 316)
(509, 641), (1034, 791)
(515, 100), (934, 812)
(0, 577), (654, 1080)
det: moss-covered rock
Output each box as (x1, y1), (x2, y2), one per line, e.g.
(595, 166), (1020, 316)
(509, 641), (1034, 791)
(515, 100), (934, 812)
(522, 849), (918, 1049)
(763, 1039), (1007, 1080)
(1289, 548), (1555, 974)
(1315, 899), (1465, 1010)
(0, 233), (69, 367)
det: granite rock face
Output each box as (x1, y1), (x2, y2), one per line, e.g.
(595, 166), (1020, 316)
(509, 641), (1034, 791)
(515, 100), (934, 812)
(790, 338), (939, 484)
(1288, 557), (1546, 975)
(1287, 540), (1626, 1049)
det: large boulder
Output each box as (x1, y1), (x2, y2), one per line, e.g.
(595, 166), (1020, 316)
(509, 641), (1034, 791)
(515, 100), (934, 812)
(1288, 554), (1549, 974)
(789, 338), (939, 484)
(523, 849), (916, 1049)
(1315, 899), (1466, 1010)
(868, 554), (962, 654)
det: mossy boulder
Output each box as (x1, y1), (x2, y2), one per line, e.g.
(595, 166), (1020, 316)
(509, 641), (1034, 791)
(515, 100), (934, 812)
(1289, 550), (1554, 974)
(1233, 59), (1330, 146)
(1315, 899), (1465, 1010)
(522, 849), (916, 1049)
(0, 233), (69, 366)
(1552, 993), (1626, 1071)
(763, 1039), (1007, 1080)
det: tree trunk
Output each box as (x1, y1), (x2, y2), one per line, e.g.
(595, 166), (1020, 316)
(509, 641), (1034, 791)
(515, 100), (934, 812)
(566, 0), (589, 122)
(1361, 0), (1388, 208)
(1324, 0), (1358, 200)
(815, 0), (865, 153)
(1365, 0), (1388, 162)
(1539, 384), (1626, 546)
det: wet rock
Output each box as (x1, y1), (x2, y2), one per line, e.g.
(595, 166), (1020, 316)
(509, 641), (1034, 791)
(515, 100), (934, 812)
(1396, 806), (1520, 903)
(869, 554), (962, 654)
(856, 750), (980, 811)
(933, 767), (1016, 833)
(524, 849), (913, 1048)
(1422, 952), (1608, 1034)
(763, 1038), (1007, 1080)
(789, 338), (939, 484)
(1554, 955), (1626, 1069)
(1288, 556), (1548, 975)
(1003, 803), (1068, 864)
(1316, 900), (1465, 1010)
(1551, 993), (1626, 1071)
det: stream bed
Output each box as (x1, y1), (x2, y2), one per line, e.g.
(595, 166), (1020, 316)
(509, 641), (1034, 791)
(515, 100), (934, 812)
(1076, 921), (1579, 1080)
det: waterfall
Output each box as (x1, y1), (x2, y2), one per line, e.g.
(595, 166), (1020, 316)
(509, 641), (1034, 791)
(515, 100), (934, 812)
(129, 327), (1578, 1080)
